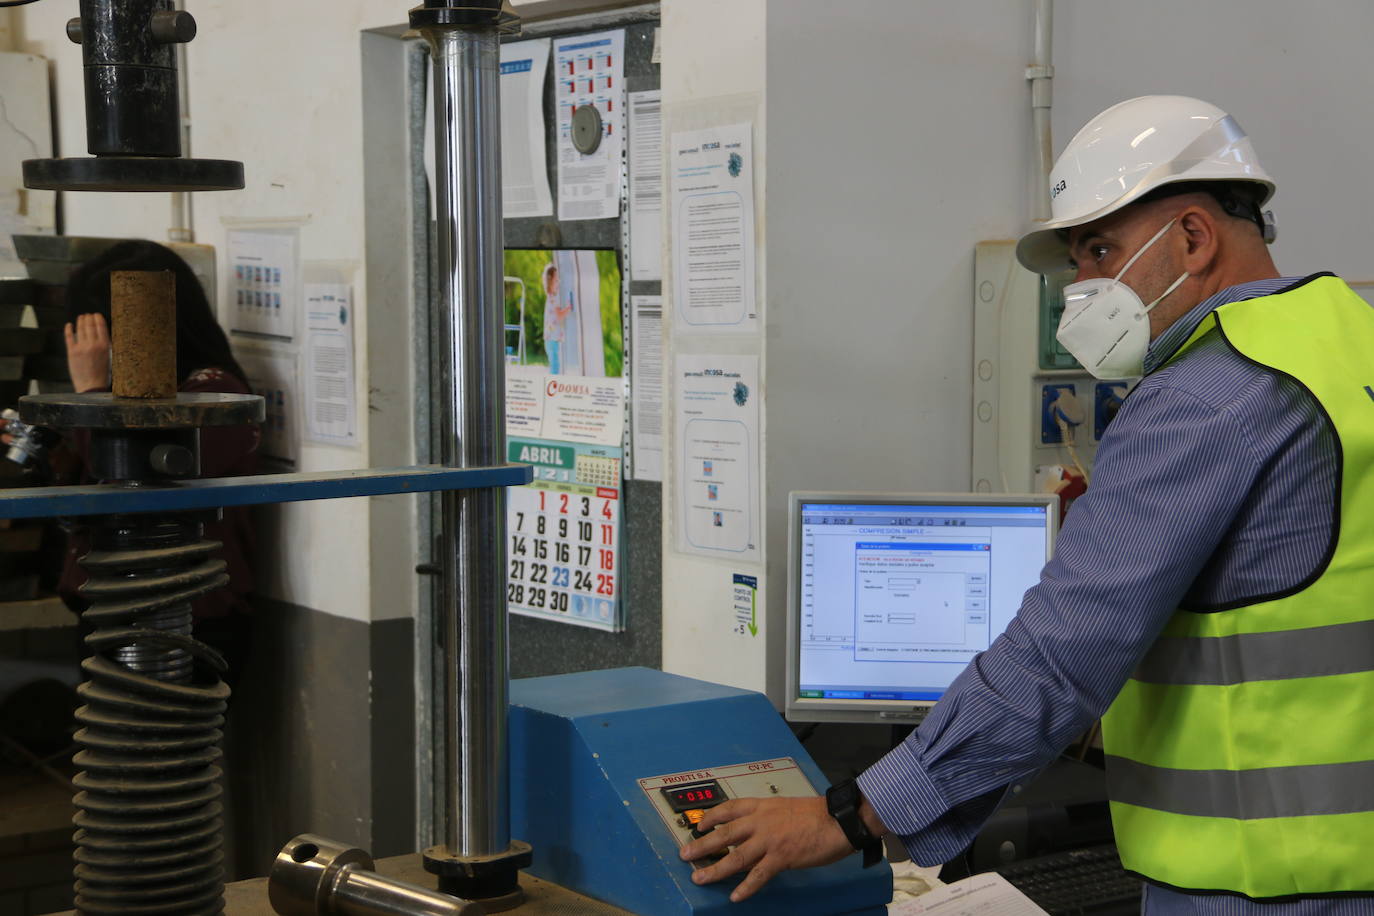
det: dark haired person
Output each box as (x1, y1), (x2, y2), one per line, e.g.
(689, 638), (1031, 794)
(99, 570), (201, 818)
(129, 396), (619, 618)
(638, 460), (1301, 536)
(56, 240), (260, 683)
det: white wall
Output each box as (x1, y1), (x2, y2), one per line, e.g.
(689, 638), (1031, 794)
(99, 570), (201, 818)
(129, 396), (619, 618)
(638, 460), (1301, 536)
(661, 0), (1374, 703)
(760, 0), (1036, 701)
(1052, 0), (1374, 283)
(659, 0), (769, 690)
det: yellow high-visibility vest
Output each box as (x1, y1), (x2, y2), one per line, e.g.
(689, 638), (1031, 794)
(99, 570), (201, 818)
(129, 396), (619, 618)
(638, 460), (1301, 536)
(1102, 274), (1374, 899)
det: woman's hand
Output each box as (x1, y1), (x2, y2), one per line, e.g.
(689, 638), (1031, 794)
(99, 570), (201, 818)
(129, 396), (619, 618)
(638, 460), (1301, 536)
(65, 313), (111, 393)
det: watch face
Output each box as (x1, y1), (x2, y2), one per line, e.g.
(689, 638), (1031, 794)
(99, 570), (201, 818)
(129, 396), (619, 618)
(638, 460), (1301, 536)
(827, 779), (859, 813)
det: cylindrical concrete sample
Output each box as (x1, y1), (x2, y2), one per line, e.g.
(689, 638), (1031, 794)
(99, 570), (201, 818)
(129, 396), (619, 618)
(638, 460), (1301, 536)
(111, 270), (176, 399)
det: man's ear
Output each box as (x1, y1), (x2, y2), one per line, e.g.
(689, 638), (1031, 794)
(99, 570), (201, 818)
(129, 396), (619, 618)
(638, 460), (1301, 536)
(1177, 205), (1219, 274)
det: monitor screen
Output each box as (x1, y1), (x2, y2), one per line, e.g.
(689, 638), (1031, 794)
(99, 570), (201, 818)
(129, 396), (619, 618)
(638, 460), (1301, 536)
(785, 492), (1056, 724)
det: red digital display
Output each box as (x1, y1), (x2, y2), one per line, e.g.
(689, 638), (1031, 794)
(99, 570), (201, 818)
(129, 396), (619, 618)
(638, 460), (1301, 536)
(662, 781), (727, 813)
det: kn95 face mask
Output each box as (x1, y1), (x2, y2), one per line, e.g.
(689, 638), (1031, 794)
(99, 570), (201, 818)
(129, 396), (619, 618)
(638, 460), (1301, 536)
(1056, 219), (1189, 379)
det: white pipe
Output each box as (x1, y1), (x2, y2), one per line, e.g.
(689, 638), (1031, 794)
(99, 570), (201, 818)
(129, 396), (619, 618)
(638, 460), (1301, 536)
(1028, 0), (1054, 222)
(168, 0), (194, 243)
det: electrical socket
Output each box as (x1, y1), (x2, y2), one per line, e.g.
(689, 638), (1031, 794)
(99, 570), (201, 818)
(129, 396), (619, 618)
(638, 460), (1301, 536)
(1094, 382), (1131, 440)
(1040, 383), (1079, 444)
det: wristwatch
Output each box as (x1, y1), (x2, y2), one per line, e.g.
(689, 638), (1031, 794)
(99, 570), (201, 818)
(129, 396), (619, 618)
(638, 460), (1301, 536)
(825, 778), (883, 868)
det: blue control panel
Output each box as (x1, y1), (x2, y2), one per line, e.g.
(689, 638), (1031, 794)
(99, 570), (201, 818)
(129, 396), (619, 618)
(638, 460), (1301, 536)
(510, 667), (892, 915)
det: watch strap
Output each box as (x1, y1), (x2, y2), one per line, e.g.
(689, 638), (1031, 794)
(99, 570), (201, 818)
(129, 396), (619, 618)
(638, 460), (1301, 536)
(826, 778), (883, 868)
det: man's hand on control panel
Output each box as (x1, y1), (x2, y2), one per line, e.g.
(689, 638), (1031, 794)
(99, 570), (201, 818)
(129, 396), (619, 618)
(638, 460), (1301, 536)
(678, 794), (887, 902)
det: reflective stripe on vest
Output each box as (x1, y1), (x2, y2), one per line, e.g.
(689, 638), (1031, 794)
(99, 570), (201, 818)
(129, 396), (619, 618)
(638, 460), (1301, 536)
(1134, 617), (1374, 685)
(1100, 274), (1374, 900)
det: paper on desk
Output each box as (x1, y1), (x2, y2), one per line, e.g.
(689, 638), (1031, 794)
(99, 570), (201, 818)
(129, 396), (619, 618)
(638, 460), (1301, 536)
(889, 873), (1047, 916)
(891, 860), (947, 901)
(554, 30), (625, 221)
(628, 91), (663, 281)
(500, 38), (554, 219)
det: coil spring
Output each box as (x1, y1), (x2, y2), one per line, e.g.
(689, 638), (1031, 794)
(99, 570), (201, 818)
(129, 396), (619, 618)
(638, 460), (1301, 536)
(71, 514), (231, 916)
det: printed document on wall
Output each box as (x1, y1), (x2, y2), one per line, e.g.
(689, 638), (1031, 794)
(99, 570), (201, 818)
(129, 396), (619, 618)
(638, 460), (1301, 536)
(501, 38), (554, 218)
(542, 375), (625, 447)
(553, 30), (625, 221)
(630, 295), (663, 481)
(670, 123), (756, 334)
(674, 354), (759, 561)
(227, 227), (299, 342)
(236, 346), (298, 469)
(627, 91), (663, 281)
(302, 281), (357, 446)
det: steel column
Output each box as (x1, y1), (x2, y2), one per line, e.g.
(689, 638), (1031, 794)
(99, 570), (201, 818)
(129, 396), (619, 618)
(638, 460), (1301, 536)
(414, 0), (530, 903)
(429, 21), (509, 859)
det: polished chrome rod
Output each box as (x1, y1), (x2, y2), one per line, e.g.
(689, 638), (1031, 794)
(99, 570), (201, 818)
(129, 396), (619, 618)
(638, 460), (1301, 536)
(422, 19), (509, 860)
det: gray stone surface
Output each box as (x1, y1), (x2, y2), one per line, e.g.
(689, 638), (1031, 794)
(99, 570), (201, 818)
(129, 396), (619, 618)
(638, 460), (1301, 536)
(505, 16), (664, 680)
(511, 480), (661, 677)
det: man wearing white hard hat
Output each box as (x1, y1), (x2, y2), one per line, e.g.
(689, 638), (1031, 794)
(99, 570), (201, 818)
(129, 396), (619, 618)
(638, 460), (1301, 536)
(682, 95), (1374, 911)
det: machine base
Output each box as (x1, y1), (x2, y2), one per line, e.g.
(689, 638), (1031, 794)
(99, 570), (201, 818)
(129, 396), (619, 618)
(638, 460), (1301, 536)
(49, 854), (637, 916)
(423, 839), (534, 907)
(509, 667), (892, 916)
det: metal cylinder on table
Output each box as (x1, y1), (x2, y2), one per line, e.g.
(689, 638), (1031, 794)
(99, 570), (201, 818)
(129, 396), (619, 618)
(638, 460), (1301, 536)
(270, 835), (482, 916)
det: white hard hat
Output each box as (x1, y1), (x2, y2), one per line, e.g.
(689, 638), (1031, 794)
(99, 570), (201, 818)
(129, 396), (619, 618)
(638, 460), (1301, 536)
(1017, 95), (1276, 273)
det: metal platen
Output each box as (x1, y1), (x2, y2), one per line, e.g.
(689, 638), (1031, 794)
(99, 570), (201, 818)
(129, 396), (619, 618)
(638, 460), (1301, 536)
(22, 0), (244, 192)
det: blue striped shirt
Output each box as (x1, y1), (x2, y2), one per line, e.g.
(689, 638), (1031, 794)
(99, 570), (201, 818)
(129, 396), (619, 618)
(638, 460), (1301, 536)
(857, 276), (1372, 914)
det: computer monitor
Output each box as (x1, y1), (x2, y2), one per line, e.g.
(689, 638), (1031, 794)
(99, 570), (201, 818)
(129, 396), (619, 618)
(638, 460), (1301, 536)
(785, 492), (1057, 725)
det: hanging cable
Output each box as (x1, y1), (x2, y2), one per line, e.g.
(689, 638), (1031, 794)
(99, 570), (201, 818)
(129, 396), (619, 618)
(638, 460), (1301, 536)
(0, 1), (46, 9)
(1056, 414), (1090, 485)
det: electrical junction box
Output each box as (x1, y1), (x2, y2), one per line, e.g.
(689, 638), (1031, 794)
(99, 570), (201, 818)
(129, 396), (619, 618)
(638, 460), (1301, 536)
(972, 241), (1136, 494)
(1037, 271), (1082, 371)
(509, 667), (891, 916)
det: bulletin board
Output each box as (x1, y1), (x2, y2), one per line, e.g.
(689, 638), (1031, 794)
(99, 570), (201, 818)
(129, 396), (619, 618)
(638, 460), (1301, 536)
(500, 12), (662, 672)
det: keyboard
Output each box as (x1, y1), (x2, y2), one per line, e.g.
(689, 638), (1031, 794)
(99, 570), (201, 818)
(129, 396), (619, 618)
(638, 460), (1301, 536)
(993, 844), (1142, 915)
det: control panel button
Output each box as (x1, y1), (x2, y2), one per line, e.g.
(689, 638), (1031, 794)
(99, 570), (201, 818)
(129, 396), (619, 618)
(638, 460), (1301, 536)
(639, 758), (817, 871)
(685, 810), (715, 840)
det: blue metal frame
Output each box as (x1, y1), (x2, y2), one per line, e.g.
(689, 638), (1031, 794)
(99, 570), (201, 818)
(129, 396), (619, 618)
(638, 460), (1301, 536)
(510, 667), (892, 915)
(0, 464), (533, 519)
